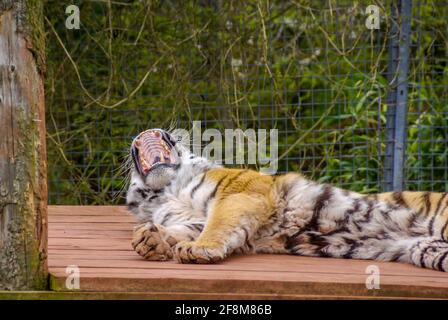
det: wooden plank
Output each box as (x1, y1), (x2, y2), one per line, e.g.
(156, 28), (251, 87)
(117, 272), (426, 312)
(48, 266), (448, 286)
(48, 248), (135, 256)
(49, 222), (135, 231)
(47, 205), (448, 299)
(47, 254), (448, 279)
(49, 229), (132, 239)
(48, 271), (448, 299)
(47, 240), (448, 278)
(46, 251), (448, 281)
(49, 205), (130, 216)
(48, 261), (448, 288)
(48, 238), (133, 250)
(46, 251), (448, 280)
(49, 216), (134, 223)
(2, 290), (435, 300)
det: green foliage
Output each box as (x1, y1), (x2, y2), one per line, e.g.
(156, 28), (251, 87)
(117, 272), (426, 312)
(44, 1), (448, 204)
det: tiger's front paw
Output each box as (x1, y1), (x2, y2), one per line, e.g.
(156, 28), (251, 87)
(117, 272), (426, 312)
(173, 241), (226, 264)
(132, 223), (173, 261)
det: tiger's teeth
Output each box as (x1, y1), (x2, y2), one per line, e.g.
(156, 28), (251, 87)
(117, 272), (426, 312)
(141, 156), (149, 169)
(161, 140), (169, 151)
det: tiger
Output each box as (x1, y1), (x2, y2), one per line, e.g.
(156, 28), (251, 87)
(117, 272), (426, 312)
(126, 128), (448, 271)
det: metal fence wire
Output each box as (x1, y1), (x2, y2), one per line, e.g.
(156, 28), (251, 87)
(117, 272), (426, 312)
(44, 0), (448, 205)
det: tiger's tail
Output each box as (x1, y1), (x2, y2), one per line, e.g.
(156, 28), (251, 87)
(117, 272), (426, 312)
(354, 236), (448, 271)
(408, 237), (448, 272)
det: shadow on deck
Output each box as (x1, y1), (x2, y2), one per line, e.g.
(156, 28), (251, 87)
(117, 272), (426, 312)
(47, 206), (448, 299)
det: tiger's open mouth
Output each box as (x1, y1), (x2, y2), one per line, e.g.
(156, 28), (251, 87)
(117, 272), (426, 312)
(131, 129), (180, 176)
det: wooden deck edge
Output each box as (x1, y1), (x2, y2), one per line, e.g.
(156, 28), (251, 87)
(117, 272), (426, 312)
(48, 273), (448, 300)
(0, 290), (442, 300)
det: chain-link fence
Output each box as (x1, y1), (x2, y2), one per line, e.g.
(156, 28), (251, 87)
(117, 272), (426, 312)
(44, 0), (448, 204)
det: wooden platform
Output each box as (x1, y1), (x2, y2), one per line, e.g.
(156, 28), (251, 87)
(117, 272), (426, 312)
(48, 206), (448, 299)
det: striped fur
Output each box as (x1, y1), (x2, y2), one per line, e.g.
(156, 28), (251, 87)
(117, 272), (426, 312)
(127, 132), (448, 271)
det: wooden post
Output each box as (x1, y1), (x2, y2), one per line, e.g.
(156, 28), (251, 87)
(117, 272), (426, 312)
(0, 0), (48, 290)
